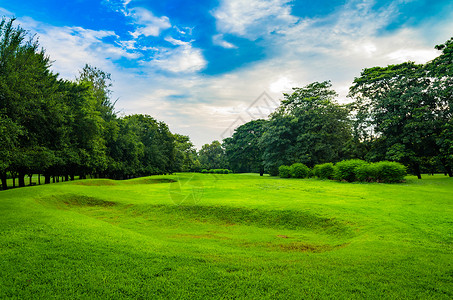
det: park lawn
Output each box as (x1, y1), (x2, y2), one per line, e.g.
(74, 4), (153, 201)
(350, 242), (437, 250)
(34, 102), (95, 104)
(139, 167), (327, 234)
(0, 173), (452, 299)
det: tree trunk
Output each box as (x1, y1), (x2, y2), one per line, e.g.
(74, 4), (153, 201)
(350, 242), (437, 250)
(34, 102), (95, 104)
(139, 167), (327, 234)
(29, 174), (32, 186)
(18, 172), (26, 187)
(439, 158), (452, 177)
(414, 163), (422, 179)
(11, 172), (16, 188)
(259, 166), (264, 176)
(1, 172), (7, 190)
(38, 174), (41, 185)
(446, 166), (453, 178)
(45, 174), (51, 184)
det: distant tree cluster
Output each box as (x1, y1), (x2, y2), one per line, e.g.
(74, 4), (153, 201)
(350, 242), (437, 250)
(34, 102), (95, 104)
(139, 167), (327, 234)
(217, 38), (453, 178)
(0, 18), (199, 190)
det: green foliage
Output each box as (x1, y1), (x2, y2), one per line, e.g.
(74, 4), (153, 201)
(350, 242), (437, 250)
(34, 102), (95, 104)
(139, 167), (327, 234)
(199, 141), (226, 170)
(209, 169), (231, 174)
(342, 161), (407, 183)
(173, 134), (198, 172)
(260, 81), (352, 174)
(278, 165), (292, 178)
(374, 161), (407, 183)
(355, 163), (378, 182)
(290, 163), (310, 178)
(349, 38), (453, 179)
(334, 159), (368, 182)
(313, 163), (335, 180)
(224, 119), (266, 173)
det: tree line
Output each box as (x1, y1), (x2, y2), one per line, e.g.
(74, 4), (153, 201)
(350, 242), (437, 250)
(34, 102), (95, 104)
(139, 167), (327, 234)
(0, 18), (199, 190)
(205, 37), (453, 179)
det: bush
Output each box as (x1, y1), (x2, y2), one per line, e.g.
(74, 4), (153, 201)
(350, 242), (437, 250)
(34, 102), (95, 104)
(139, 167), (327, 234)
(374, 161), (406, 183)
(223, 169), (230, 174)
(334, 159), (368, 182)
(313, 163), (335, 179)
(278, 165), (292, 178)
(355, 163), (377, 182)
(290, 163), (310, 178)
(201, 169), (208, 174)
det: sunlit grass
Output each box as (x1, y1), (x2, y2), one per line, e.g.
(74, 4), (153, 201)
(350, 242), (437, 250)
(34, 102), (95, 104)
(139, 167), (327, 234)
(0, 173), (452, 298)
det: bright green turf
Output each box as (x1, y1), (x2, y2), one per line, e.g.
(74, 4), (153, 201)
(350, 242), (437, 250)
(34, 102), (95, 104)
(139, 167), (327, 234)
(0, 173), (452, 299)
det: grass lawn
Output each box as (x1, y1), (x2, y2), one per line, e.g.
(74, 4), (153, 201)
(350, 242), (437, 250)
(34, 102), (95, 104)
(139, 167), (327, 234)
(0, 173), (452, 299)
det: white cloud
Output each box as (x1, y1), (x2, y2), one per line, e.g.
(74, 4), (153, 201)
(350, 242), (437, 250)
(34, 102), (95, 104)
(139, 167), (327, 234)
(212, 34), (237, 49)
(212, 0), (297, 39)
(146, 38), (206, 73)
(14, 17), (139, 80)
(127, 7), (171, 38)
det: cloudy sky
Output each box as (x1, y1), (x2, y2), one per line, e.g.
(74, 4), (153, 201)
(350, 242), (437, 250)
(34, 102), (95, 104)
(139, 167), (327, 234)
(1, 0), (452, 147)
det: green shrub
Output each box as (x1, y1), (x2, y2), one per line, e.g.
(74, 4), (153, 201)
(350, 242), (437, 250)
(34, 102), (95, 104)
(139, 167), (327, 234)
(278, 165), (292, 178)
(201, 169), (208, 174)
(208, 169), (214, 174)
(290, 163), (310, 178)
(223, 169), (230, 174)
(374, 161), (406, 183)
(313, 163), (335, 179)
(334, 159), (368, 182)
(355, 163), (377, 182)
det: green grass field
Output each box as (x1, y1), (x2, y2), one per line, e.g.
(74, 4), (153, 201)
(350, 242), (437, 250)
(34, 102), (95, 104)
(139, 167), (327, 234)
(0, 173), (452, 299)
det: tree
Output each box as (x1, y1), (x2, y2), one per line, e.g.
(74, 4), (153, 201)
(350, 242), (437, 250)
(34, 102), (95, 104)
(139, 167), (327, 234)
(0, 17), (62, 187)
(125, 114), (176, 175)
(260, 81), (352, 175)
(198, 140), (225, 170)
(349, 62), (442, 179)
(77, 64), (116, 121)
(174, 134), (198, 172)
(0, 112), (22, 189)
(426, 37), (453, 176)
(224, 119), (267, 175)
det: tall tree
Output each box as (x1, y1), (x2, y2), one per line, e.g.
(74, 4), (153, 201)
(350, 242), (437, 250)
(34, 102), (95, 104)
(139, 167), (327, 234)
(198, 140), (225, 170)
(174, 134), (198, 172)
(77, 64), (116, 121)
(224, 119), (267, 175)
(0, 17), (62, 187)
(349, 62), (442, 179)
(426, 37), (453, 176)
(260, 81), (351, 175)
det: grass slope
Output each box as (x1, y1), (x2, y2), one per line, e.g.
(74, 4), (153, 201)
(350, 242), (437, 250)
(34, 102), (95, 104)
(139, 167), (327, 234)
(0, 174), (452, 299)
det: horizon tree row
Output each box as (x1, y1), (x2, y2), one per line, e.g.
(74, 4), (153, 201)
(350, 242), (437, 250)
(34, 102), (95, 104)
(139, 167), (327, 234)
(0, 18), (199, 190)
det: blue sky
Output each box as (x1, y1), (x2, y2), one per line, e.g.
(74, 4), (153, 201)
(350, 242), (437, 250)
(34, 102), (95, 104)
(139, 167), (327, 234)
(1, 0), (453, 147)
